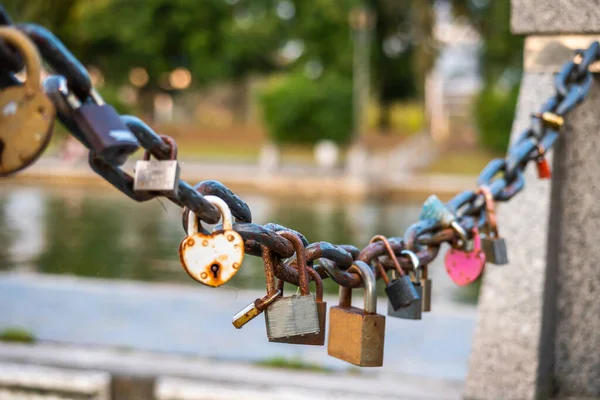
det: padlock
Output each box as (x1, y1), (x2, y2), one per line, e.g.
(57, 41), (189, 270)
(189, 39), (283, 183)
(264, 231), (320, 339)
(369, 235), (418, 310)
(535, 144), (552, 179)
(232, 246), (281, 329)
(133, 135), (180, 196)
(444, 227), (486, 286)
(328, 260), (385, 367)
(419, 195), (472, 251)
(58, 83), (138, 166)
(478, 185), (509, 265)
(391, 262), (432, 312)
(179, 195), (245, 287)
(0, 27), (55, 176)
(388, 250), (422, 320)
(270, 266), (326, 345)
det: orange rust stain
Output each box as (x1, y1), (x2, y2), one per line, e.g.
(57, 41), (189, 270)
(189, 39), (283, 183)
(186, 238), (195, 247)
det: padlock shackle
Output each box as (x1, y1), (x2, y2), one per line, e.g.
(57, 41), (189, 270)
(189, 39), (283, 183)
(0, 27), (41, 97)
(306, 266), (323, 301)
(186, 195), (235, 235)
(369, 235), (405, 277)
(277, 231), (310, 296)
(261, 246), (278, 297)
(374, 259), (390, 285)
(477, 185), (499, 238)
(343, 261), (377, 314)
(400, 250), (421, 283)
(143, 135), (178, 161)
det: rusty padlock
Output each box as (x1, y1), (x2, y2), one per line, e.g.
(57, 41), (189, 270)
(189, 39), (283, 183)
(328, 260), (385, 367)
(264, 231), (320, 340)
(270, 266), (326, 345)
(232, 246), (281, 329)
(0, 27), (55, 176)
(179, 195), (245, 287)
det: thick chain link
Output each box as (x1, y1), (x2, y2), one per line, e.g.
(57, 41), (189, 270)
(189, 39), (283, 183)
(3, 22), (598, 288)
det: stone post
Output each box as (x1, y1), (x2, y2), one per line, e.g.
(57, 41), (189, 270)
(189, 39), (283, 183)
(464, 3), (600, 399)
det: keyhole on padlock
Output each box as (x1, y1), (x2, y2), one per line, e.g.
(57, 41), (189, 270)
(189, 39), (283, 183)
(210, 264), (220, 278)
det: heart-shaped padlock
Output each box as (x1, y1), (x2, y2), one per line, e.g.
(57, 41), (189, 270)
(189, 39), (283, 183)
(179, 195), (244, 287)
(444, 227), (486, 286)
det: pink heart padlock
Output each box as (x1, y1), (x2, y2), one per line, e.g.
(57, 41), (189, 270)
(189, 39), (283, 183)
(444, 227), (486, 286)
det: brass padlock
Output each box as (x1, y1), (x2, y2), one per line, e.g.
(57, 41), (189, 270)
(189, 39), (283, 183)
(328, 260), (385, 367)
(264, 231), (320, 339)
(478, 185), (508, 265)
(388, 250), (423, 320)
(232, 245), (281, 329)
(0, 27), (55, 176)
(370, 235), (419, 310)
(179, 195), (245, 287)
(270, 266), (326, 345)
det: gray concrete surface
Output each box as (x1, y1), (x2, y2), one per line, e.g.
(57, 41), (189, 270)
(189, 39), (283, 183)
(512, 0), (600, 34)
(464, 72), (557, 400)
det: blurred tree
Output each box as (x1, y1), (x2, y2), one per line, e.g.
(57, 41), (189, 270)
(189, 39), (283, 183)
(371, 0), (436, 130)
(453, 0), (524, 152)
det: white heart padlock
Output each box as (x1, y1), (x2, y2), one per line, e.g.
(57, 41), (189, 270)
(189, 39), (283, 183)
(179, 195), (245, 287)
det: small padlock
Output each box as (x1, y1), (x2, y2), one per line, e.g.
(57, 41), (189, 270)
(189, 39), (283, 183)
(444, 227), (486, 286)
(179, 195), (245, 287)
(58, 83), (138, 166)
(0, 27), (55, 176)
(328, 261), (385, 367)
(270, 266), (327, 345)
(534, 143), (552, 179)
(369, 235), (419, 310)
(391, 262), (432, 312)
(388, 250), (422, 320)
(264, 231), (320, 339)
(133, 135), (180, 196)
(478, 185), (509, 265)
(419, 195), (471, 251)
(232, 246), (281, 329)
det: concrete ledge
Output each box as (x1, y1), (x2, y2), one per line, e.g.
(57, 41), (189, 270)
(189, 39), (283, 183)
(0, 361), (110, 400)
(512, 0), (600, 34)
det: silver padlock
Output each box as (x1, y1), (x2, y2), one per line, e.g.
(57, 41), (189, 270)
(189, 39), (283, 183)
(134, 135), (180, 196)
(388, 250), (422, 320)
(179, 195), (245, 287)
(478, 186), (509, 265)
(419, 194), (472, 251)
(264, 231), (319, 339)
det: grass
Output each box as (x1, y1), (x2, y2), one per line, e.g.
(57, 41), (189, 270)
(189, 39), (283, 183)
(255, 356), (332, 373)
(421, 148), (505, 175)
(0, 327), (36, 344)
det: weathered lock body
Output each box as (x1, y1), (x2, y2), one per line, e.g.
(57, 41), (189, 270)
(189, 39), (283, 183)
(444, 226), (486, 286)
(328, 261), (385, 367)
(421, 265), (432, 312)
(60, 86), (138, 166)
(0, 28), (55, 176)
(388, 250), (423, 320)
(265, 231), (319, 340)
(370, 235), (419, 310)
(420, 195), (471, 251)
(270, 267), (326, 345)
(134, 135), (180, 196)
(233, 246), (281, 329)
(479, 186), (509, 265)
(179, 195), (245, 287)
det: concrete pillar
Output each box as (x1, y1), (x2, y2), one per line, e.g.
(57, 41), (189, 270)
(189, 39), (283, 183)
(465, 3), (600, 399)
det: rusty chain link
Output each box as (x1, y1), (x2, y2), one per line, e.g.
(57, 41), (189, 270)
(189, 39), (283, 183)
(2, 21), (598, 289)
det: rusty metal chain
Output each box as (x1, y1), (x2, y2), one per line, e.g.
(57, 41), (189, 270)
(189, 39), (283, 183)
(2, 21), (598, 289)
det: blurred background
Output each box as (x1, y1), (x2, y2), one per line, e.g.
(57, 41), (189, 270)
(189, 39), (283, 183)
(0, 0), (525, 398)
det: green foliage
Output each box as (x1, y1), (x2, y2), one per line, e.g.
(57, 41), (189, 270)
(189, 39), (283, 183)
(0, 327), (36, 344)
(260, 72), (353, 145)
(475, 83), (520, 152)
(256, 356), (332, 372)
